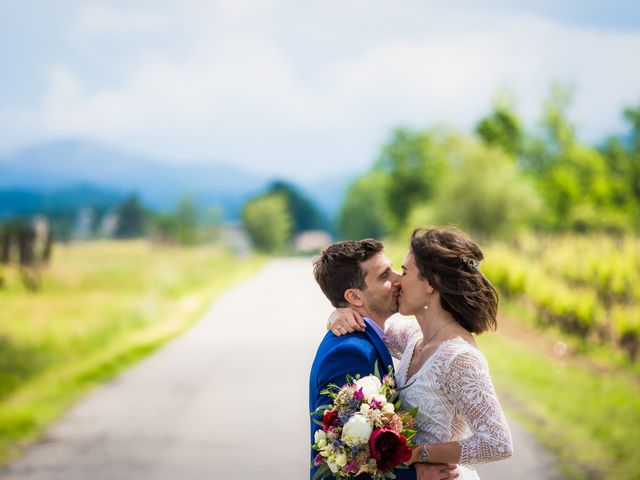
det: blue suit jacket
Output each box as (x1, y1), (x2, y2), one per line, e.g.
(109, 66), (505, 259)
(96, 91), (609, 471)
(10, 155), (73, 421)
(309, 325), (416, 480)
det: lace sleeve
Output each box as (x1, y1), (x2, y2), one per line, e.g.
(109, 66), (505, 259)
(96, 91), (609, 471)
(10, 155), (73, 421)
(383, 316), (421, 359)
(443, 348), (513, 465)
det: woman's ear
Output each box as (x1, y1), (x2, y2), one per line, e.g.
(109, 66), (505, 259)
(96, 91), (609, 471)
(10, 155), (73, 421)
(344, 289), (364, 307)
(425, 279), (435, 296)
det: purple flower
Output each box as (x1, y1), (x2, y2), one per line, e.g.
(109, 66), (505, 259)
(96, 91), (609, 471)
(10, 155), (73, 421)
(344, 460), (358, 473)
(353, 388), (365, 401)
(370, 398), (383, 409)
(313, 454), (324, 467)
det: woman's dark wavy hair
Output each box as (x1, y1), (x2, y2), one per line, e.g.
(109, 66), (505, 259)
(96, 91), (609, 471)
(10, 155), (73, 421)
(410, 226), (498, 334)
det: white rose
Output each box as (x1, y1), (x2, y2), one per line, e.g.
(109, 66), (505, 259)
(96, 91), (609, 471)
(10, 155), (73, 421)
(341, 413), (373, 445)
(335, 453), (348, 467)
(355, 375), (382, 400)
(317, 438), (327, 448)
(360, 403), (371, 415)
(328, 461), (339, 473)
(383, 402), (395, 413)
(314, 430), (326, 443)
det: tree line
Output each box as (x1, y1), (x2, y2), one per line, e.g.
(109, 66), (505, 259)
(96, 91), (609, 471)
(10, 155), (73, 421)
(339, 84), (640, 240)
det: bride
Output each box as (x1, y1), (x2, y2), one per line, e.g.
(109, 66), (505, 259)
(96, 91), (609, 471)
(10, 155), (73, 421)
(329, 227), (513, 479)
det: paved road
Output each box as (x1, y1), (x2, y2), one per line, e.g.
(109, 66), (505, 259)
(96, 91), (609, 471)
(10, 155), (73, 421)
(0, 259), (561, 480)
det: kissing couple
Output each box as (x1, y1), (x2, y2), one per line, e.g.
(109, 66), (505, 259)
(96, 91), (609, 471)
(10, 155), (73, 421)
(309, 227), (513, 480)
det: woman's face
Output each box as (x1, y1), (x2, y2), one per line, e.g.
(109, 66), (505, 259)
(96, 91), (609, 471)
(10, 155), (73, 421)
(398, 250), (431, 316)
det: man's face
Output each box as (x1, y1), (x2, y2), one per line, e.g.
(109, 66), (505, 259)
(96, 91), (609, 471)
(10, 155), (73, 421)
(358, 252), (401, 320)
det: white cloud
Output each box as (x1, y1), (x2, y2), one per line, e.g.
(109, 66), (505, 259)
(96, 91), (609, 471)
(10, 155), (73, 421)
(8, 2), (640, 178)
(75, 3), (171, 37)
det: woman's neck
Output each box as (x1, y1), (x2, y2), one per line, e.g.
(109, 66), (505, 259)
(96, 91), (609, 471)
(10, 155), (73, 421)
(415, 306), (456, 344)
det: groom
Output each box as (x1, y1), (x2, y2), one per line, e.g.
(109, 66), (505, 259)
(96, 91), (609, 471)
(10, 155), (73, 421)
(310, 239), (457, 480)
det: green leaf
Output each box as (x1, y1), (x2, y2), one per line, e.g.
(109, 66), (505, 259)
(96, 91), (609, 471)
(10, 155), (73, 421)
(409, 406), (419, 417)
(394, 378), (416, 392)
(374, 360), (381, 379)
(403, 430), (416, 443)
(311, 463), (329, 480)
(312, 418), (324, 427)
(312, 404), (332, 414)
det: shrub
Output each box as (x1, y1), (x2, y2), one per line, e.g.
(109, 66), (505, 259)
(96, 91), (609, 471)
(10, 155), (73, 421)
(242, 193), (293, 253)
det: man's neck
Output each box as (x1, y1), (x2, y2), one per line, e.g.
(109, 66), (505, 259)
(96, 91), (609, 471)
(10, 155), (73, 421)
(365, 313), (389, 331)
(353, 306), (391, 331)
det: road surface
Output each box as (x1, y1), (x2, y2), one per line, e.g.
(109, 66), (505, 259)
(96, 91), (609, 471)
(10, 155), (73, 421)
(0, 259), (562, 480)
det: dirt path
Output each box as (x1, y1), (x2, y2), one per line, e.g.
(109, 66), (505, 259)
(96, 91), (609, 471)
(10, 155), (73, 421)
(0, 259), (561, 479)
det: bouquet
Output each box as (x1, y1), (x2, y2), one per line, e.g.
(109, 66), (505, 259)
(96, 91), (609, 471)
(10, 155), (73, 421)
(311, 363), (417, 480)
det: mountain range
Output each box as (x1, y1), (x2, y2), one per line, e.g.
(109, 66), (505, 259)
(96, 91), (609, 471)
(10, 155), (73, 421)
(0, 139), (354, 222)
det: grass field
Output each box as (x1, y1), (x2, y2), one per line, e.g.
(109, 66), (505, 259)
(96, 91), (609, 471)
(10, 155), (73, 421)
(478, 313), (640, 480)
(386, 236), (640, 480)
(0, 241), (265, 465)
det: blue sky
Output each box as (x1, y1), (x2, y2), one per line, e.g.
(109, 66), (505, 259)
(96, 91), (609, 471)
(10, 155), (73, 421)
(1, 0), (639, 181)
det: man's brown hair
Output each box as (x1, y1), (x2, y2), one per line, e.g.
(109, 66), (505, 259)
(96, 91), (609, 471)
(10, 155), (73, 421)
(313, 239), (384, 307)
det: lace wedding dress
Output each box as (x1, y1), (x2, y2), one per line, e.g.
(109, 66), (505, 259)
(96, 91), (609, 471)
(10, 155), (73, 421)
(384, 318), (513, 480)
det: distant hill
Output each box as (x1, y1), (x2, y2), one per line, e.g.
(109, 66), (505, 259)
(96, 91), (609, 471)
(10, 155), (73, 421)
(0, 138), (353, 224)
(0, 184), (123, 221)
(0, 139), (269, 219)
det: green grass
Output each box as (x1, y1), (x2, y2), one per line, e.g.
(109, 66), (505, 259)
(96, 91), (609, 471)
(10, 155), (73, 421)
(0, 240), (265, 465)
(478, 324), (640, 480)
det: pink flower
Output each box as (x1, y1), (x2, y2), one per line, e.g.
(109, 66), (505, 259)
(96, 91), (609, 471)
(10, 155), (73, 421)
(313, 454), (324, 467)
(370, 398), (383, 409)
(353, 388), (365, 401)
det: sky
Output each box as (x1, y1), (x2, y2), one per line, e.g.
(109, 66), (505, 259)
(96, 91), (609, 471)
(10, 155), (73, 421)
(1, 0), (640, 181)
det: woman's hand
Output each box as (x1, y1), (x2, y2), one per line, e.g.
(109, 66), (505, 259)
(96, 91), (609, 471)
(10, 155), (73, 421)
(327, 307), (365, 336)
(415, 463), (459, 480)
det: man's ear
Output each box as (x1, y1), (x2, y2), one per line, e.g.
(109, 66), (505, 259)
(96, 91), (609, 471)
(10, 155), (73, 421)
(344, 288), (364, 307)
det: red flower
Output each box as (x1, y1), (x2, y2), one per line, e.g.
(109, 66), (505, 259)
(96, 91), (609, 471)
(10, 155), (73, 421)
(369, 428), (413, 470)
(322, 410), (340, 431)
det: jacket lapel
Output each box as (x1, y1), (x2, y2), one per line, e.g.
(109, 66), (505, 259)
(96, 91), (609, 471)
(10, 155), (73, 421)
(363, 324), (395, 376)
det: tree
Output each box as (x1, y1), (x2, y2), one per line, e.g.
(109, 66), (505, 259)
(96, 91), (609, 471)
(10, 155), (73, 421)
(175, 197), (197, 245)
(421, 139), (542, 237)
(115, 195), (147, 238)
(521, 83), (576, 175)
(375, 128), (447, 227)
(242, 193), (292, 253)
(476, 90), (523, 156)
(267, 181), (328, 233)
(337, 172), (392, 239)
(600, 105), (640, 229)
(518, 84), (628, 231)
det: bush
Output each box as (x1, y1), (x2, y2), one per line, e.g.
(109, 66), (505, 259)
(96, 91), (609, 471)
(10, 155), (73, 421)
(611, 305), (640, 359)
(484, 234), (639, 357)
(424, 139), (542, 238)
(482, 246), (528, 296)
(242, 193), (293, 253)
